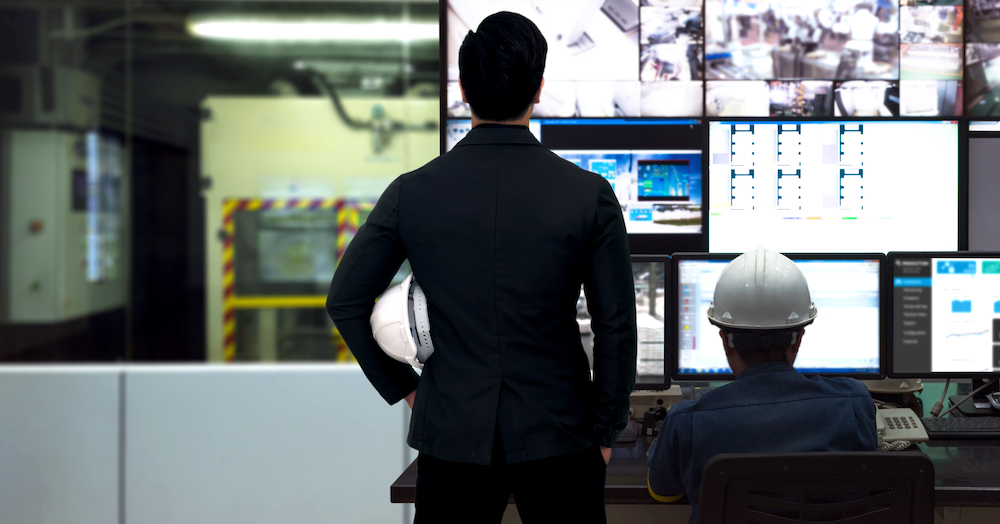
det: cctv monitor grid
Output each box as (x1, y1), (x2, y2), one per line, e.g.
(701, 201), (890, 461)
(439, 1), (990, 384)
(443, 0), (1000, 119)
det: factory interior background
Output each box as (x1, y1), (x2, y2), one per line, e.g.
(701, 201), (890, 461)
(0, 0), (440, 364)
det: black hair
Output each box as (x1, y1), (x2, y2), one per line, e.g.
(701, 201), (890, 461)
(458, 11), (547, 122)
(722, 327), (802, 363)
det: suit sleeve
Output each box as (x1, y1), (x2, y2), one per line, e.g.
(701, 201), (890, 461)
(326, 176), (419, 405)
(583, 179), (637, 447)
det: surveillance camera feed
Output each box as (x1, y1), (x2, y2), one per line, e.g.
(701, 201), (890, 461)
(579, 258), (667, 384)
(967, 0), (1000, 116)
(676, 255), (882, 377)
(443, 0), (983, 118)
(704, 0), (964, 117)
(445, 0), (706, 118)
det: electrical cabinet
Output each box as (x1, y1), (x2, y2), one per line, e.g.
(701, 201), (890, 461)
(1, 129), (128, 323)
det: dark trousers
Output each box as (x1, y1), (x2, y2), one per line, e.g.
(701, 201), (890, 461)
(414, 430), (607, 524)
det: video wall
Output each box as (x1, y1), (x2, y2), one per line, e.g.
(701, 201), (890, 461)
(445, 0), (1000, 118)
(442, 0), (976, 253)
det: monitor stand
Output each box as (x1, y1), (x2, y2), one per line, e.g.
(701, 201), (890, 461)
(948, 378), (1000, 417)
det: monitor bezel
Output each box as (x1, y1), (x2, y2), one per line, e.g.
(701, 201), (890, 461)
(669, 251), (887, 381)
(886, 251), (1000, 379)
(630, 254), (672, 391)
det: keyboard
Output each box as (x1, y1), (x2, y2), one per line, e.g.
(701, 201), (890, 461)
(920, 416), (1000, 440)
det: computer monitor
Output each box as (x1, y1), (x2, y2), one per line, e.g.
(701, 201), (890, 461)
(671, 252), (885, 381)
(888, 252), (1000, 378)
(968, 122), (1000, 251)
(707, 120), (962, 253)
(443, 0), (705, 120)
(705, 0), (962, 118)
(445, 118), (706, 253)
(580, 255), (670, 389)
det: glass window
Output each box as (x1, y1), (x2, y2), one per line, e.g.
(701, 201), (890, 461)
(0, 1), (439, 362)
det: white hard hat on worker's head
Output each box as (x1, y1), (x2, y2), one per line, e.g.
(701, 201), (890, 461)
(370, 273), (434, 369)
(707, 246), (817, 332)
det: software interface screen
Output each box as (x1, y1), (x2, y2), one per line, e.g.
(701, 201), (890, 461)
(677, 258), (881, 375)
(579, 260), (666, 382)
(708, 120), (959, 253)
(893, 257), (1000, 374)
(447, 119), (704, 235)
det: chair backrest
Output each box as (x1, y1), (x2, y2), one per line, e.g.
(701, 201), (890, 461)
(698, 452), (934, 524)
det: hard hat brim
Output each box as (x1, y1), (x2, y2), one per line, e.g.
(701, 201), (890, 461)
(707, 306), (818, 331)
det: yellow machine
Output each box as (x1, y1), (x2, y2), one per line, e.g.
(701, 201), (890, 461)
(201, 96), (438, 362)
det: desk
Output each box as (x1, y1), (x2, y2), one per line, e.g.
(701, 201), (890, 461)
(390, 437), (1000, 507)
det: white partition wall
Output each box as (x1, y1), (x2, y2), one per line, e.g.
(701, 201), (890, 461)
(0, 367), (121, 524)
(124, 365), (408, 524)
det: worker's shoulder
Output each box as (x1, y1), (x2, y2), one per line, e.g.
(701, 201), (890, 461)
(808, 375), (873, 398)
(664, 399), (699, 421)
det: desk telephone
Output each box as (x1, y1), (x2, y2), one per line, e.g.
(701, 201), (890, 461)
(876, 408), (929, 443)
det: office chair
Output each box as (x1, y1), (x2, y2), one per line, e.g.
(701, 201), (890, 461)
(698, 452), (934, 524)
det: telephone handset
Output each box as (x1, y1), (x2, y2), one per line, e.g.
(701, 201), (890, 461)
(876, 408), (929, 443)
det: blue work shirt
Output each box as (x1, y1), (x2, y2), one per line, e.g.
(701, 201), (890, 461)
(647, 361), (878, 523)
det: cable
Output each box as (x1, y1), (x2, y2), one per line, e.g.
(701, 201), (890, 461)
(937, 378), (998, 419)
(878, 439), (912, 452)
(929, 378), (950, 418)
(874, 403), (913, 451)
(309, 71), (438, 133)
(873, 399), (900, 409)
(309, 72), (367, 130)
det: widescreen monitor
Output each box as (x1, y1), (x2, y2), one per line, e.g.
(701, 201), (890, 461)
(443, 0), (969, 118)
(705, 0), (963, 117)
(671, 252), (885, 380)
(579, 255), (670, 389)
(707, 119), (961, 253)
(443, 0), (705, 119)
(446, 118), (706, 253)
(889, 252), (1000, 378)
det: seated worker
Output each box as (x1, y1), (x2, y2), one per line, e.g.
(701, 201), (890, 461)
(647, 247), (877, 522)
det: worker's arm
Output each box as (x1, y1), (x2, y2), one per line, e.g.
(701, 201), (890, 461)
(583, 179), (637, 448)
(326, 176), (419, 405)
(646, 418), (686, 503)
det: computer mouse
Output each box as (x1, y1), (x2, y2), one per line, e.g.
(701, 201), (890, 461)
(987, 392), (1000, 412)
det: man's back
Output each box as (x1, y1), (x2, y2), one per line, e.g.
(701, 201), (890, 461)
(647, 361), (877, 521)
(327, 124), (636, 465)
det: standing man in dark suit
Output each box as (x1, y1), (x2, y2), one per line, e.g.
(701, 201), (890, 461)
(326, 11), (636, 524)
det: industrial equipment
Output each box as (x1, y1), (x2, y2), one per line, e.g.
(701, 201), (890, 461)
(201, 96), (437, 362)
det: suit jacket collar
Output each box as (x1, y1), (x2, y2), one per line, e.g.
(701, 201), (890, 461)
(455, 124), (540, 148)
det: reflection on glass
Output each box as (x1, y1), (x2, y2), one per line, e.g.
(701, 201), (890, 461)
(0, 1), (439, 362)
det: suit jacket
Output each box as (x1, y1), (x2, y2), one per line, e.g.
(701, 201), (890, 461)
(326, 124), (637, 465)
